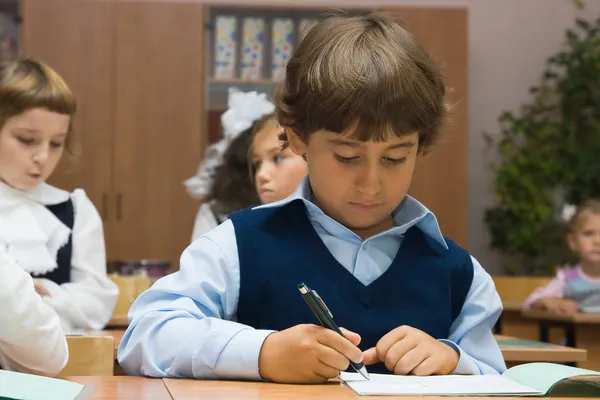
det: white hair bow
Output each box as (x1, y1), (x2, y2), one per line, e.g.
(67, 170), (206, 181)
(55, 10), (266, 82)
(184, 88), (275, 199)
(562, 203), (577, 223)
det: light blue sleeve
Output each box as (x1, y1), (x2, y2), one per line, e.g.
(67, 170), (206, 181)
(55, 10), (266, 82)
(439, 256), (507, 375)
(116, 220), (274, 380)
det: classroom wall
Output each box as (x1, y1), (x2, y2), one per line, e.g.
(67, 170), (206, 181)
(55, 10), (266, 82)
(198, 0), (600, 274)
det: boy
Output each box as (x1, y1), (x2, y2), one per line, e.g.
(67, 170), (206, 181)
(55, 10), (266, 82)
(118, 11), (506, 383)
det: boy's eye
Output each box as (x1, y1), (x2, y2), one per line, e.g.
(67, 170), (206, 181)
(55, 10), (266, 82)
(383, 156), (407, 165)
(334, 153), (359, 164)
(50, 141), (64, 149)
(274, 153), (285, 163)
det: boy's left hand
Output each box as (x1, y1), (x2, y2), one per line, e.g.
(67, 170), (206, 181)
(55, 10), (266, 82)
(362, 325), (458, 375)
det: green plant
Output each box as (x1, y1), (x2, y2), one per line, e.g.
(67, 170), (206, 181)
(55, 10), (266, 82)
(484, 13), (600, 275)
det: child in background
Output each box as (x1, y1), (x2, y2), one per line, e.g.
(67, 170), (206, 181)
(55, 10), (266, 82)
(0, 251), (68, 376)
(0, 59), (118, 332)
(525, 199), (600, 314)
(119, 11), (505, 382)
(250, 115), (307, 204)
(184, 88), (273, 240)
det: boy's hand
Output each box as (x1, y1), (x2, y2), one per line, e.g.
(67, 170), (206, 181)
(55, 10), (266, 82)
(362, 325), (458, 376)
(258, 324), (362, 383)
(533, 297), (579, 315)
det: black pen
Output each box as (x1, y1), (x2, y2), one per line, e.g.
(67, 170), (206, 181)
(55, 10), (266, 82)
(298, 282), (370, 380)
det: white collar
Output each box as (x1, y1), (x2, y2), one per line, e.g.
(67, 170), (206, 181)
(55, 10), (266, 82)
(0, 181), (72, 275)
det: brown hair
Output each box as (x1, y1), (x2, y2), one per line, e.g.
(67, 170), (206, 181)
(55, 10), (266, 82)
(274, 10), (446, 153)
(567, 199), (600, 233)
(0, 58), (77, 153)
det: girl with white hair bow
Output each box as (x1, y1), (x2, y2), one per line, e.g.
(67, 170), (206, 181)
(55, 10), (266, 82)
(184, 88), (275, 241)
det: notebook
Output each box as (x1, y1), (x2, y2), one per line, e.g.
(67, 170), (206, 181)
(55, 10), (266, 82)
(340, 362), (600, 396)
(0, 370), (94, 400)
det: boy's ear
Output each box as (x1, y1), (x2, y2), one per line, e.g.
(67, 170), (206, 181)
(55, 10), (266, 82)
(285, 127), (308, 157)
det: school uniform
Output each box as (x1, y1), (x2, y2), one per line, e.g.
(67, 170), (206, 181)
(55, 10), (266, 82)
(0, 251), (68, 376)
(0, 181), (119, 332)
(118, 177), (506, 379)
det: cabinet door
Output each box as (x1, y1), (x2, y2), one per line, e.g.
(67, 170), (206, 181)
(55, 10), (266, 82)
(20, 0), (117, 254)
(384, 7), (468, 247)
(113, 2), (205, 269)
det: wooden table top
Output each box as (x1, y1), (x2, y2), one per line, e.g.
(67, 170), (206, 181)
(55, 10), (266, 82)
(495, 335), (586, 362)
(162, 378), (589, 400)
(522, 309), (600, 323)
(63, 376), (172, 399)
(62, 375), (591, 400)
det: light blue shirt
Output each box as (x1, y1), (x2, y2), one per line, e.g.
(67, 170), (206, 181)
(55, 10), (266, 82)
(118, 177), (506, 379)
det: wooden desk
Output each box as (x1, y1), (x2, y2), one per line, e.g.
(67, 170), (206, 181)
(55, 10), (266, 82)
(163, 378), (568, 400)
(106, 316), (129, 328)
(522, 310), (600, 370)
(88, 329), (125, 358)
(495, 334), (586, 366)
(63, 376), (172, 400)
(522, 310), (600, 324)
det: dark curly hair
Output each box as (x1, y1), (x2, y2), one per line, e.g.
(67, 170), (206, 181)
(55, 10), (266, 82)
(205, 124), (261, 215)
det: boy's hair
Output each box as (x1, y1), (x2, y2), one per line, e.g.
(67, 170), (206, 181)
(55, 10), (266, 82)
(274, 10), (446, 153)
(0, 58), (77, 154)
(207, 123), (261, 214)
(567, 199), (600, 233)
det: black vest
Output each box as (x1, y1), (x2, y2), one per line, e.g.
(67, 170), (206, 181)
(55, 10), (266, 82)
(30, 199), (74, 284)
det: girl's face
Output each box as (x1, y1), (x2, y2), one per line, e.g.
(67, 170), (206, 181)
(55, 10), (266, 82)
(0, 108), (70, 190)
(568, 213), (600, 268)
(251, 121), (307, 204)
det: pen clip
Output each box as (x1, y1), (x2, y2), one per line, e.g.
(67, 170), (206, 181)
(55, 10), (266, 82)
(313, 290), (334, 319)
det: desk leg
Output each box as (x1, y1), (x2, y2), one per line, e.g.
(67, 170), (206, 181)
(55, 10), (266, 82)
(565, 323), (576, 347)
(539, 322), (549, 343)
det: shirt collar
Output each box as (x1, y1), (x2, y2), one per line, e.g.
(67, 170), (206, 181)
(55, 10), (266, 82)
(0, 181), (71, 275)
(254, 176), (448, 252)
(0, 181), (70, 206)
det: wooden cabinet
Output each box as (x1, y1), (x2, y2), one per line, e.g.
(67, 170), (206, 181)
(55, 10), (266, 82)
(385, 7), (468, 247)
(21, 0), (204, 268)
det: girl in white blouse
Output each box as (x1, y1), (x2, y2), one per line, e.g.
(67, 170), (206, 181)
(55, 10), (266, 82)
(0, 58), (118, 353)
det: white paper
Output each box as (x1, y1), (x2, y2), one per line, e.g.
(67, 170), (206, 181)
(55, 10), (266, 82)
(340, 372), (543, 396)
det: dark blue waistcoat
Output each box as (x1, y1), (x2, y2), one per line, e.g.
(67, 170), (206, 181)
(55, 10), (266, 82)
(229, 200), (473, 374)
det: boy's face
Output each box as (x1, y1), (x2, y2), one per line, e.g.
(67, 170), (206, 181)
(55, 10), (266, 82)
(287, 128), (419, 239)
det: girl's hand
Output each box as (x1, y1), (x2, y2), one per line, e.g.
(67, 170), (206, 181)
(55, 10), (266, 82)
(33, 280), (51, 297)
(533, 297), (579, 315)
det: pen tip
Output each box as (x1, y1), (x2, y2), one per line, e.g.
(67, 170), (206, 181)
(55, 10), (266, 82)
(297, 283), (305, 289)
(358, 367), (370, 381)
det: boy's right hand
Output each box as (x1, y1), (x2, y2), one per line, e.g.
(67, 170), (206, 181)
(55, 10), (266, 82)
(258, 324), (363, 383)
(533, 297), (579, 315)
